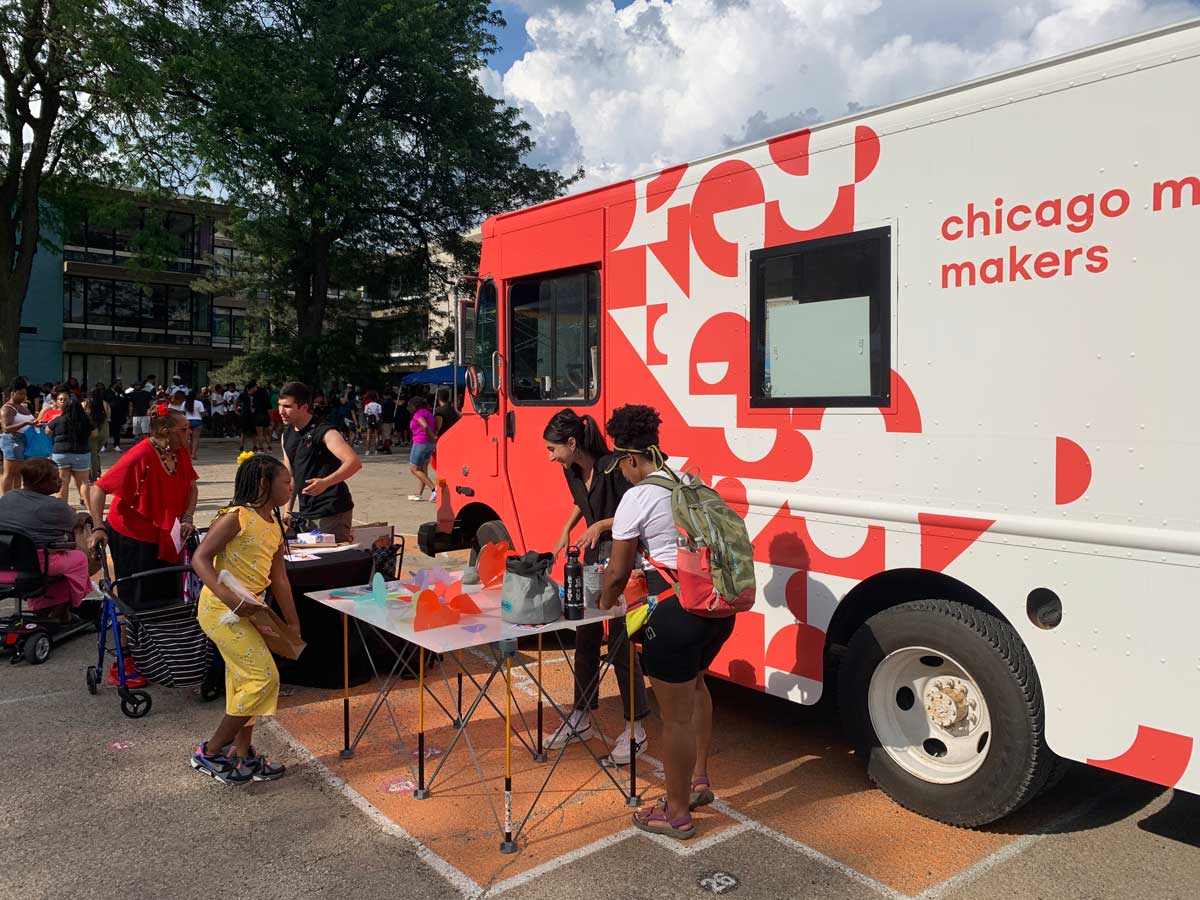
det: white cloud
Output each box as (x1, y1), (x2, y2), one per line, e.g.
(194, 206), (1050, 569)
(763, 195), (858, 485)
(487, 0), (1198, 187)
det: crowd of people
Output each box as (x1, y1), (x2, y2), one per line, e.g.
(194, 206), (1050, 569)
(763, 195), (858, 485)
(2, 369), (732, 839)
(0, 374), (460, 500)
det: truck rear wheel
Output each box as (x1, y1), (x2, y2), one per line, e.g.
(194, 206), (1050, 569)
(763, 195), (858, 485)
(838, 598), (1052, 827)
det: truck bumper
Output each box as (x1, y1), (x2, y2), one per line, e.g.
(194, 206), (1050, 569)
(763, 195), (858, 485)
(418, 520), (470, 558)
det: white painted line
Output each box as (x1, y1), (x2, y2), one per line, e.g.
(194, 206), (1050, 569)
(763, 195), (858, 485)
(634, 751), (905, 897)
(641, 820), (753, 856)
(484, 828), (639, 897)
(750, 818), (910, 900)
(0, 689), (72, 706)
(916, 784), (1120, 900)
(263, 719), (484, 899)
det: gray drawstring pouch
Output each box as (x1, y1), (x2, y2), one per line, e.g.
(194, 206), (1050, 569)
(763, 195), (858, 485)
(501, 551), (562, 625)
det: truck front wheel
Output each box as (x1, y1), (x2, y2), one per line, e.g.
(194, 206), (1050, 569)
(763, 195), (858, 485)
(838, 598), (1053, 827)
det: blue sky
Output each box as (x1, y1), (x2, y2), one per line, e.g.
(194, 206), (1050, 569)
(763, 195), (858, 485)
(479, 1), (1200, 187)
(488, 4), (530, 72)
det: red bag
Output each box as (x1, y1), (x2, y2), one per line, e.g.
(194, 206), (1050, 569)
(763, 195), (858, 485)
(651, 546), (754, 618)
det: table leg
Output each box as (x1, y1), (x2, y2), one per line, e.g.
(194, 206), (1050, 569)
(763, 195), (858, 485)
(456, 650), (463, 727)
(340, 612), (353, 760)
(627, 636), (640, 807)
(500, 655), (517, 854)
(533, 633), (546, 762)
(414, 648), (430, 799)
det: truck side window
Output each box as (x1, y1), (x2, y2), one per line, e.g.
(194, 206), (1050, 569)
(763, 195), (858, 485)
(749, 226), (891, 408)
(509, 268), (600, 405)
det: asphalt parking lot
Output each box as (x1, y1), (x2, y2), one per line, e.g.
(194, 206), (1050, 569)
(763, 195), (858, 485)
(2, 444), (1198, 900)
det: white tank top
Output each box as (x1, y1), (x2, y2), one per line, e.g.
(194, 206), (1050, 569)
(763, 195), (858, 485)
(4, 404), (33, 433)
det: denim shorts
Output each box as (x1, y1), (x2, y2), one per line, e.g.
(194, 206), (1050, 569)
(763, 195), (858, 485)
(52, 451), (91, 472)
(409, 441), (435, 468)
(0, 432), (25, 461)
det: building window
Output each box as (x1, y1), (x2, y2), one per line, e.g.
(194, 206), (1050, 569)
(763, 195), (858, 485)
(508, 268), (600, 405)
(749, 227), (891, 408)
(166, 211), (195, 268)
(85, 279), (113, 340)
(211, 306), (246, 349)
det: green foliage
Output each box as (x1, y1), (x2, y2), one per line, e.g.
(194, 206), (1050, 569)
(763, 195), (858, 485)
(0, 0), (160, 382)
(139, 0), (576, 382)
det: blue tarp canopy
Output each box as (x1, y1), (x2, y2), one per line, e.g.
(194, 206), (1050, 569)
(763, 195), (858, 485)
(400, 364), (467, 386)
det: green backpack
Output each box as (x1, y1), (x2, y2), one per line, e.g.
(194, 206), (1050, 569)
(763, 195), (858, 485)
(641, 469), (756, 617)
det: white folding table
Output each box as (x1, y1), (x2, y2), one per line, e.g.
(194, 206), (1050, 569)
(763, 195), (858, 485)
(305, 581), (642, 852)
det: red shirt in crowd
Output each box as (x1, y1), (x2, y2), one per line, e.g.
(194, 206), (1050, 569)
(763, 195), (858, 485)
(96, 439), (197, 562)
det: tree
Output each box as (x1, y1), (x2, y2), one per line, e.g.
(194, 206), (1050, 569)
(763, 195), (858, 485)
(143, 0), (575, 384)
(0, 0), (152, 384)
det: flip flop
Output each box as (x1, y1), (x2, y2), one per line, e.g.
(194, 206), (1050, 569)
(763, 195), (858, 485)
(690, 776), (715, 810)
(632, 799), (695, 839)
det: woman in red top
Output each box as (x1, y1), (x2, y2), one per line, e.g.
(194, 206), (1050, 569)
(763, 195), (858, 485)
(86, 410), (199, 685)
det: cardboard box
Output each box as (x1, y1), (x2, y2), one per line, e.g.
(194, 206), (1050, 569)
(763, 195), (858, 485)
(246, 605), (307, 660)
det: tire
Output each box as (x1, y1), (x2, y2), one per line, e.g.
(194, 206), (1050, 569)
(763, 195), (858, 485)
(120, 689), (152, 719)
(86, 665), (99, 695)
(25, 631), (52, 665)
(1037, 753), (1075, 797)
(838, 598), (1051, 828)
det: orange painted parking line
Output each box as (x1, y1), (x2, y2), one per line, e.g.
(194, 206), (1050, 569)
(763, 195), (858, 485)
(275, 655), (1075, 896)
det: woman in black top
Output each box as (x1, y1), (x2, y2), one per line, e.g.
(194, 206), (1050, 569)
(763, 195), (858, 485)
(86, 383), (110, 481)
(542, 409), (650, 763)
(49, 392), (96, 505)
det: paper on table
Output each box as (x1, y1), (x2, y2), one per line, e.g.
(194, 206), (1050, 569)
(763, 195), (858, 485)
(286, 543), (359, 556)
(284, 551), (319, 562)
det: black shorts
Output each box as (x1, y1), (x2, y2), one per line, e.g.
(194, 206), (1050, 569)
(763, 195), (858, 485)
(635, 572), (735, 684)
(253, 411), (270, 427)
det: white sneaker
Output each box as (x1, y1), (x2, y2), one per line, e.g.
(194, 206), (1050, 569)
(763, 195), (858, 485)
(607, 721), (647, 765)
(544, 710), (594, 749)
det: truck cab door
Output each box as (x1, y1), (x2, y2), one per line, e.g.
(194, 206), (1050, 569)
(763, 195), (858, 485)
(501, 268), (602, 557)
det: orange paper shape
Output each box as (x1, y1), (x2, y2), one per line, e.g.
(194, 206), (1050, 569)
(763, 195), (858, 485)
(414, 589), (461, 631)
(477, 541), (510, 588)
(449, 593), (481, 615)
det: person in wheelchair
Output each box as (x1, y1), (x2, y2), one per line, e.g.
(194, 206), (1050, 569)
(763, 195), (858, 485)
(0, 457), (94, 623)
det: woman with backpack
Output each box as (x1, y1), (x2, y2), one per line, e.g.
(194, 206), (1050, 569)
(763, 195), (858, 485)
(542, 408), (651, 763)
(598, 404), (736, 841)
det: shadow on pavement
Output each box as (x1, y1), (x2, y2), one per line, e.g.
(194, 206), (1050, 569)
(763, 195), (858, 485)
(1137, 790), (1200, 847)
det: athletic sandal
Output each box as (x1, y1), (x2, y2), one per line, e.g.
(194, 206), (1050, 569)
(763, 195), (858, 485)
(632, 799), (695, 839)
(690, 776), (715, 810)
(407, 494), (425, 501)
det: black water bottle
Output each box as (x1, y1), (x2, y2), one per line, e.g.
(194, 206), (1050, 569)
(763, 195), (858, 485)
(564, 545), (584, 620)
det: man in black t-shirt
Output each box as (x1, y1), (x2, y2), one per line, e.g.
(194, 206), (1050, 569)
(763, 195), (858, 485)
(128, 382), (153, 442)
(278, 381), (362, 542)
(252, 382), (271, 449)
(237, 382), (257, 451)
(434, 388), (460, 436)
(380, 391), (397, 454)
(108, 382), (127, 450)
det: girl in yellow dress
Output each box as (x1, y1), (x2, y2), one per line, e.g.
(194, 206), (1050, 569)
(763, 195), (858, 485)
(191, 454), (301, 784)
